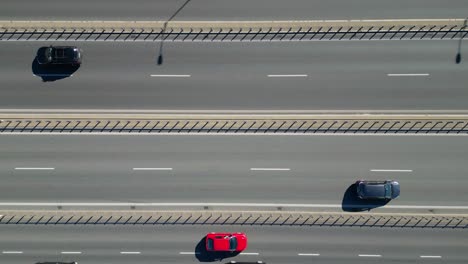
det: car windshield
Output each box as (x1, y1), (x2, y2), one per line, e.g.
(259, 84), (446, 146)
(45, 47), (52, 60)
(207, 238), (214, 250)
(384, 183), (391, 198)
(229, 237), (238, 250)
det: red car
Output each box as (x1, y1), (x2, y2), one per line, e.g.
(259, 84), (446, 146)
(206, 232), (247, 252)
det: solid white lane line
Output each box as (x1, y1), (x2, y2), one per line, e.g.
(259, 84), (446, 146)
(61, 251), (82, 254)
(33, 74), (73, 77)
(387, 73), (429, 77)
(1, 202), (468, 210)
(370, 169), (413, 172)
(150, 74), (191, 77)
(250, 168), (291, 171)
(179, 252), (200, 255)
(120, 251), (141, 254)
(14, 167), (55, 170)
(268, 74), (307, 77)
(298, 253), (320, 256)
(2, 251), (23, 254)
(420, 255), (442, 258)
(132, 167), (173, 171)
(240, 252), (259, 255)
(359, 254), (382, 257)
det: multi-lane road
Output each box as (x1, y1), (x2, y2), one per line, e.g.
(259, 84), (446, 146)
(0, 225), (466, 264)
(0, 40), (466, 111)
(1, 134), (467, 209)
(1, 0), (467, 20)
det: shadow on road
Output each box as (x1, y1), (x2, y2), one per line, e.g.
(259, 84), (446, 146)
(341, 183), (389, 212)
(195, 236), (240, 262)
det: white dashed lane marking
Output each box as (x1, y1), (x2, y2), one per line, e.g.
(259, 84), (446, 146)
(132, 167), (173, 171)
(370, 169), (412, 172)
(358, 254), (382, 257)
(250, 168), (290, 171)
(2, 251), (23, 254)
(14, 167), (55, 170)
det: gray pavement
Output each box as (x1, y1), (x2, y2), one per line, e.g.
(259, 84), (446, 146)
(1, 0), (467, 20)
(0, 40), (466, 111)
(0, 135), (467, 210)
(0, 225), (466, 264)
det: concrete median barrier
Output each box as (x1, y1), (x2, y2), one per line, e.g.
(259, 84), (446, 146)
(0, 210), (466, 229)
(1, 114), (468, 135)
(1, 19), (466, 41)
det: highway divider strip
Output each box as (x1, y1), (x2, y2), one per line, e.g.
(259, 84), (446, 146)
(1, 114), (468, 134)
(0, 210), (466, 228)
(1, 19), (466, 42)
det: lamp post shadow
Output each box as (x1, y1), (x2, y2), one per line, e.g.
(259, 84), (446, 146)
(157, 0), (192, 65)
(455, 18), (467, 64)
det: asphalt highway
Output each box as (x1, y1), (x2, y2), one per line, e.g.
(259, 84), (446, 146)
(0, 135), (467, 211)
(0, 40), (466, 111)
(0, 225), (466, 264)
(1, 0), (467, 20)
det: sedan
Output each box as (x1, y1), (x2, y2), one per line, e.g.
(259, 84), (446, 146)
(356, 180), (400, 200)
(206, 232), (247, 252)
(36, 46), (82, 66)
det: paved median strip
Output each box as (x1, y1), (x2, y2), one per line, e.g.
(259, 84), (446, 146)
(0, 209), (466, 228)
(1, 114), (468, 135)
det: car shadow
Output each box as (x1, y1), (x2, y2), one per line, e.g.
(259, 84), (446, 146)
(31, 55), (80, 82)
(195, 236), (240, 262)
(341, 183), (389, 212)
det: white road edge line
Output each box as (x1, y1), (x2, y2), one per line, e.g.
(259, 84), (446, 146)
(14, 167), (55, 170)
(61, 251), (82, 254)
(132, 168), (173, 171)
(2, 251), (23, 254)
(32, 74), (73, 77)
(239, 252), (259, 255)
(298, 253), (320, 256)
(370, 169), (413, 172)
(358, 254), (382, 257)
(387, 73), (430, 76)
(420, 255), (442, 258)
(0, 202), (467, 209)
(179, 252), (200, 255)
(250, 168), (291, 171)
(268, 74), (308, 77)
(150, 74), (191, 77)
(120, 251), (141, 254)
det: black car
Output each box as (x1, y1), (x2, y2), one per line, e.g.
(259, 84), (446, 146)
(36, 46), (82, 65)
(356, 180), (400, 200)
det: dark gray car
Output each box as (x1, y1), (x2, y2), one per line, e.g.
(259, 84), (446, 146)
(36, 46), (82, 66)
(356, 180), (400, 200)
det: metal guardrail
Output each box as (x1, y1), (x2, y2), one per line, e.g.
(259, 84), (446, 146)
(1, 26), (466, 42)
(1, 19), (467, 42)
(1, 118), (468, 134)
(0, 211), (466, 228)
